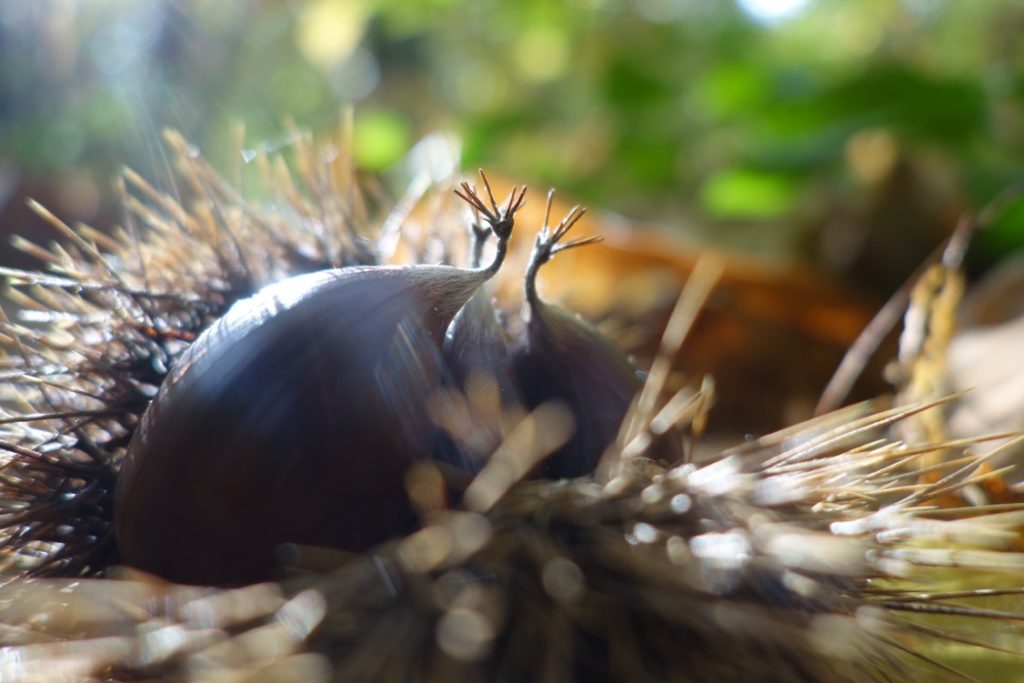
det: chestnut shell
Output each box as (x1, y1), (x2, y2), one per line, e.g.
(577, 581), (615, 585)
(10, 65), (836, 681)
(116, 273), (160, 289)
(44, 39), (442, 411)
(513, 301), (640, 478)
(115, 266), (485, 585)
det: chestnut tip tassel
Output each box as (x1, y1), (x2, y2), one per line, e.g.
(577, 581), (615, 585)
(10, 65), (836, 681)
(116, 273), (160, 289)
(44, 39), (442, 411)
(114, 173), (525, 586)
(512, 191), (641, 479)
(438, 199), (523, 473)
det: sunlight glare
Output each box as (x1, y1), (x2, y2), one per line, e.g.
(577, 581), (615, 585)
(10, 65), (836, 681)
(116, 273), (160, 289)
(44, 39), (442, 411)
(736, 0), (811, 24)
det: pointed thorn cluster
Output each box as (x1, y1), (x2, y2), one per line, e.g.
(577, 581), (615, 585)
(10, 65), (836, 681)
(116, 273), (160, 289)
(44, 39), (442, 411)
(454, 169), (526, 241)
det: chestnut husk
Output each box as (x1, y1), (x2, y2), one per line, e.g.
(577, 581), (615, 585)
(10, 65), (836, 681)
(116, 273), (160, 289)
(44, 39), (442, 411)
(3, 131), (1024, 683)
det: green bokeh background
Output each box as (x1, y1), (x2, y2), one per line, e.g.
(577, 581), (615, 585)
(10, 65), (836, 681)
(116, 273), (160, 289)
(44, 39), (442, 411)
(1, 0), (1022, 291)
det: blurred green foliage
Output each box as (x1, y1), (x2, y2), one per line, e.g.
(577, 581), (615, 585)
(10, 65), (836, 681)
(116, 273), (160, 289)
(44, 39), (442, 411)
(0, 0), (1023, 285)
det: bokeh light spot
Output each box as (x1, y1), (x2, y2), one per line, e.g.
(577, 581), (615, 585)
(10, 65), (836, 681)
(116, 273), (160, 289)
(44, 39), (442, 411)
(296, 0), (368, 70)
(845, 128), (898, 185)
(736, 0), (811, 24)
(353, 110), (411, 170)
(514, 25), (570, 83)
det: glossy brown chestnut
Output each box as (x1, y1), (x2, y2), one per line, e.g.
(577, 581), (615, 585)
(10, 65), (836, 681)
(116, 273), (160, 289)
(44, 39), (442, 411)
(438, 198), (523, 472)
(511, 194), (641, 478)
(114, 181), (521, 586)
(443, 180), (523, 405)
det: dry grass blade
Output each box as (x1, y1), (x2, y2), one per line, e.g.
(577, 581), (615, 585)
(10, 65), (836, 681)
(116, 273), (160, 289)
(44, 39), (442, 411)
(606, 255), (723, 476)
(464, 402), (575, 513)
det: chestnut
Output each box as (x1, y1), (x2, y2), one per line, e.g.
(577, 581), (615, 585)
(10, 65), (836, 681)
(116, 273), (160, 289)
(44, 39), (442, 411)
(511, 193), (641, 478)
(114, 180), (523, 585)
